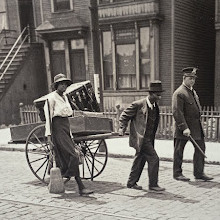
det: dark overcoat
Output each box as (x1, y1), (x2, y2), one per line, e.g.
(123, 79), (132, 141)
(172, 84), (204, 140)
(119, 98), (160, 152)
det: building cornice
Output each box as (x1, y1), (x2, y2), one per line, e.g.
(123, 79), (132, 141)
(98, 1), (160, 22)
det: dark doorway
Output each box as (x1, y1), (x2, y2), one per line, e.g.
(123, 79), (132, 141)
(70, 49), (86, 83)
(18, 0), (35, 42)
(50, 40), (66, 81)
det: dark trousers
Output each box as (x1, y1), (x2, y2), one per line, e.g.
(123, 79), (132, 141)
(173, 138), (205, 178)
(127, 139), (159, 187)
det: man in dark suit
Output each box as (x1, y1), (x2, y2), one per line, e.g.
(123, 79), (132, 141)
(119, 81), (165, 192)
(172, 67), (213, 181)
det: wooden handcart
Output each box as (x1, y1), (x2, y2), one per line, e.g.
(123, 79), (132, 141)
(11, 81), (116, 184)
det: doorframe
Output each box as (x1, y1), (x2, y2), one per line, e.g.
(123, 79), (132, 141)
(17, 0), (36, 41)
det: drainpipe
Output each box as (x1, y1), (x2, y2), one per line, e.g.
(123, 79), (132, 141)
(40, 0), (44, 23)
(90, 0), (103, 111)
(171, 0), (175, 94)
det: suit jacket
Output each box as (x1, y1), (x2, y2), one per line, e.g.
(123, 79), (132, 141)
(172, 84), (204, 140)
(119, 98), (160, 152)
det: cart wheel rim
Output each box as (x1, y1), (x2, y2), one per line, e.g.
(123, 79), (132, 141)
(78, 139), (108, 180)
(25, 124), (51, 184)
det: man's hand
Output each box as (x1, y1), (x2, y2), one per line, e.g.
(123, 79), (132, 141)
(118, 128), (125, 136)
(183, 128), (191, 137)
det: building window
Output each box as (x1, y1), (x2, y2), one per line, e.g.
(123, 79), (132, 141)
(116, 29), (136, 89)
(0, 0), (8, 30)
(102, 31), (113, 89)
(99, 0), (136, 4)
(102, 26), (151, 90)
(140, 27), (150, 89)
(116, 44), (136, 89)
(52, 0), (72, 12)
(52, 40), (65, 50)
(99, 0), (111, 4)
(71, 39), (84, 49)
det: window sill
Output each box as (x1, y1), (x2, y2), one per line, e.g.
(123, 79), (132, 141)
(52, 9), (74, 14)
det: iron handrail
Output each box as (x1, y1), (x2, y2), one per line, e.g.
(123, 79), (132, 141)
(0, 35), (28, 81)
(0, 26), (28, 72)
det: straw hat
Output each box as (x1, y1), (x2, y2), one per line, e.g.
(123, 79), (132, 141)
(53, 73), (72, 88)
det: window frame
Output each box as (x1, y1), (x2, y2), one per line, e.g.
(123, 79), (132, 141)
(51, 0), (73, 13)
(101, 25), (152, 91)
(0, 0), (8, 30)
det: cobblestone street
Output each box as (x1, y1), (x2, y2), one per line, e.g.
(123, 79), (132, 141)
(0, 151), (220, 219)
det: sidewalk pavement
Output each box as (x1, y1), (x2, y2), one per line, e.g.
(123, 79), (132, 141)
(0, 127), (220, 164)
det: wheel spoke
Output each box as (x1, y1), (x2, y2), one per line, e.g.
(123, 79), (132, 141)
(43, 159), (50, 180)
(32, 133), (44, 146)
(84, 154), (100, 173)
(83, 156), (92, 176)
(27, 141), (48, 154)
(27, 151), (49, 156)
(84, 151), (104, 166)
(30, 156), (48, 164)
(35, 158), (48, 174)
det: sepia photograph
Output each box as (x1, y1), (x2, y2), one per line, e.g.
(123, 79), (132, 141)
(0, 0), (219, 219)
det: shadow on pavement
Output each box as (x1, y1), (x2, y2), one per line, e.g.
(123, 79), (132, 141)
(25, 179), (205, 204)
(53, 180), (126, 205)
(188, 180), (220, 189)
(139, 190), (199, 204)
(64, 179), (125, 193)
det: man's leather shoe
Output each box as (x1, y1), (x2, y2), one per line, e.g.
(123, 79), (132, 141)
(174, 175), (190, 181)
(127, 183), (142, 190)
(195, 175), (213, 181)
(149, 186), (165, 192)
(79, 188), (94, 196)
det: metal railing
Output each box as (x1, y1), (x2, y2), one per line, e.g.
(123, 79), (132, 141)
(0, 26), (30, 81)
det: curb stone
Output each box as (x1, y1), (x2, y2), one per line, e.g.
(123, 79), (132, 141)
(0, 146), (219, 165)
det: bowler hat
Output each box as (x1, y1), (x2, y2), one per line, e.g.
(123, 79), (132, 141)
(53, 73), (72, 87)
(147, 80), (164, 92)
(182, 67), (198, 77)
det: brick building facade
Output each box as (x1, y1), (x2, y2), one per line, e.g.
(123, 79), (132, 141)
(0, 0), (217, 125)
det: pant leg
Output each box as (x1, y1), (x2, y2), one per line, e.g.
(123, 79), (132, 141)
(127, 151), (146, 186)
(141, 140), (159, 187)
(193, 139), (205, 177)
(173, 138), (187, 177)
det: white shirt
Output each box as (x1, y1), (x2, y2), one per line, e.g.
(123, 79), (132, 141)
(44, 91), (73, 136)
(146, 96), (155, 110)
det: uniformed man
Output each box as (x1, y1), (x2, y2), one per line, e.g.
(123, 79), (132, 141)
(172, 67), (213, 181)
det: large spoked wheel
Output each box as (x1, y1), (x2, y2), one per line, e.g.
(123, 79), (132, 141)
(25, 124), (51, 184)
(77, 139), (108, 180)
